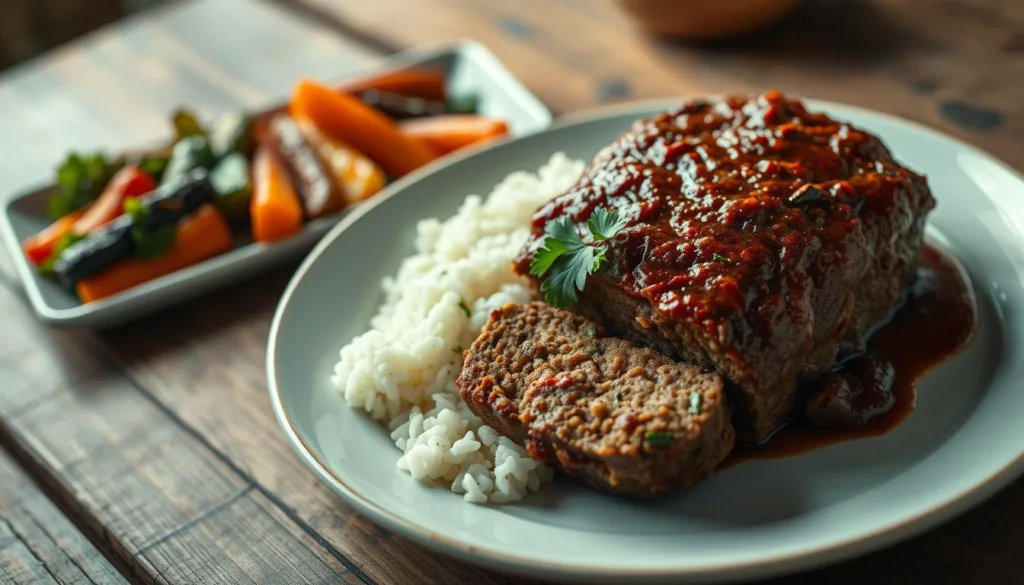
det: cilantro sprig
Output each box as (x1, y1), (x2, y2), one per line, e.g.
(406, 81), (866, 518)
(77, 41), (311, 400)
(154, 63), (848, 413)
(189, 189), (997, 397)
(529, 207), (627, 308)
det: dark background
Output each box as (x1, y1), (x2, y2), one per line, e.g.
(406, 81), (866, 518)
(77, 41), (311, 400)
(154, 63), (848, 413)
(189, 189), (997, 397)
(0, 0), (167, 70)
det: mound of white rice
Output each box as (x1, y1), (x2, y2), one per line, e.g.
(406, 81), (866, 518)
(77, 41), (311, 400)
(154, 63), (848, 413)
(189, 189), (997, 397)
(331, 153), (586, 504)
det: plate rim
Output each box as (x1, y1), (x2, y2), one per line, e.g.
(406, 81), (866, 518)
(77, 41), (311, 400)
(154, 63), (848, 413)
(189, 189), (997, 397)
(267, 97), (1024, 583)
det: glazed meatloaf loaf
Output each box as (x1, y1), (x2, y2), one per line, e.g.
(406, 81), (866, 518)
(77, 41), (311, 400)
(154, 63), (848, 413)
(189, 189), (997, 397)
(456, 302), (734, 496)
(513, 91), (935, 443)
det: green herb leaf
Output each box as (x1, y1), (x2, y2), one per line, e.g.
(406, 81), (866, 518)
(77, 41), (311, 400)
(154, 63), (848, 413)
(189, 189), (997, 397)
(712, 253), (730, 264)
(644, 431), (674, 447)
(586, 326), (597, 337)
(588, 207), (628, 241)
(457, 299), (471, 317)
(529, 209), (630, 308)
(689, 392), (702, 414)
(539, 244), (603, 307)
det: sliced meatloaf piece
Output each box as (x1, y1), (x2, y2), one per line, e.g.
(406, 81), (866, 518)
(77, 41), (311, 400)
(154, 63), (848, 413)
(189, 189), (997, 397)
(456, 301), (734, 496)
(513, 90), (935, 443)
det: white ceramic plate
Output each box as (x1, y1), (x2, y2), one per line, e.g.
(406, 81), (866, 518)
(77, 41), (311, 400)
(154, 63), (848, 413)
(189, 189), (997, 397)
(268, 98), (1024, 584)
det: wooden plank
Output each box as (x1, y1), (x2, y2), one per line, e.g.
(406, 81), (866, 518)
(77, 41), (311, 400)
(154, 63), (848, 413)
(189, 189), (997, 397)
(103, 267), (541, 585)
(0, 448), (128, 585)
(307, 0), (1024, 170)
(0, 275), (366, 584)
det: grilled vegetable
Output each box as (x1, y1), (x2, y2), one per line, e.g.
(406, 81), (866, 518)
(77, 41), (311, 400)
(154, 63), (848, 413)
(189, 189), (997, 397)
(251, 144), (303, 243)
(209, 111), (253, 160)
(209, 152), (253, 220)
(53, 169), (217, 285)
(267, 114), (339, 218)
(293, 115), (385, 206)
(399, 115), (509, 155)
(160, 136), (214, 188)
(357, 89), (448, 120)
(290, 79), (438, 177)
(172, 108), (206, 141)
(22, 207), (89, 266)
(75, 204), (232, 303)
(343, 68), (447, 100)
(71, 166), (157, 235)
(49, 152), (125, 220)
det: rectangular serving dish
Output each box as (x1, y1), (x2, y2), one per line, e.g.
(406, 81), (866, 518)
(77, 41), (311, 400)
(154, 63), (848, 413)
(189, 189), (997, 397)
(0, 40), (552, 329)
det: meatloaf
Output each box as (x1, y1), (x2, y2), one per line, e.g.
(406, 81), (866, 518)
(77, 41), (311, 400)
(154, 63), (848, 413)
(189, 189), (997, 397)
(513, 90), (935, 443)
(456, 302), (734, 496)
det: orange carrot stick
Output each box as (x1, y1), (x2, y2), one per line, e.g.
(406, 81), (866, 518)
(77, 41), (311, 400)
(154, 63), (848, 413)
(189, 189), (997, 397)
(75, 204), (233, 302)
(290, 79), (438, 177)
(399, 115), (509, 155)
(250, 144), (304, 243)
(22, 207), (89, 265)
(341, 68), (447, 100)
(293, 114), (386, 206)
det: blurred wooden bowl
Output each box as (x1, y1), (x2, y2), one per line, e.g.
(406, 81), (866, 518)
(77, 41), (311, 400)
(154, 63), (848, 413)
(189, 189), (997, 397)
(613, 0), (800, 40)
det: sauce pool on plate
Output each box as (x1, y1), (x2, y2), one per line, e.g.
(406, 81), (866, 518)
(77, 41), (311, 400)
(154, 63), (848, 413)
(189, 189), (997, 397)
(725, 242), (978, 466)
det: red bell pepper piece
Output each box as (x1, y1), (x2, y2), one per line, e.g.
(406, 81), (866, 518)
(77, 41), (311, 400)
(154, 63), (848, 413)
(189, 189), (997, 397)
(72, 166), (157, 235)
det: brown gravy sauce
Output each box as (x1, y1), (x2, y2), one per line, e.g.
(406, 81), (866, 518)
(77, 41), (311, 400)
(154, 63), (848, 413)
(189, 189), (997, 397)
(723, 243), (978, 467)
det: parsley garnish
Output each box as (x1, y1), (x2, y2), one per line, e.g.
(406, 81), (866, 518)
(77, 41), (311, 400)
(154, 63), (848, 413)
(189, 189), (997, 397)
(457, 299), (471, 317)
(712, 253), (730, 264)
(644, 431), (674, 447)
(689, 392), (702, 414)
(529, 207), (627, 307)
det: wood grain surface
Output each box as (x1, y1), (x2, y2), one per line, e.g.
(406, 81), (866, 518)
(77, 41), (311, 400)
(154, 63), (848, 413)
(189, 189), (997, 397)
(0, 0), (1022, 584)
(0, 448), (128, 585)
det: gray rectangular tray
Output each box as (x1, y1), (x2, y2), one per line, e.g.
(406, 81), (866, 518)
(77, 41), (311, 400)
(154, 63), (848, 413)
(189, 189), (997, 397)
(0, 41), (552, 329)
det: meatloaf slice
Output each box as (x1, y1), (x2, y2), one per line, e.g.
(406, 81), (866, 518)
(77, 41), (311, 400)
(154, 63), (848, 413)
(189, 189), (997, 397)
(456, 301), (734, 496)
(513, 90), (935, 444)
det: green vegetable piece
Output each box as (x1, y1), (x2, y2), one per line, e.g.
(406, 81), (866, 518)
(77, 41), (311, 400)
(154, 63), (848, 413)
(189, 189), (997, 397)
(172, 108), (206, 141)
(644, 432), (674, 447)
(136, 155), (171, 181)
(689, 392), (702, 415)
(712, 253), (730, 264)
(208, 111), (253, 160)
(446, 94), (479, 114)
(48, 152), (125, 220)
(37, 232), (87, 276)
(529, 208), (628, 308)
(457, 299), (471, 317)
(209, 152), (253, 220)
(124, 197), (177, 259)
(160, 136), (214, 189)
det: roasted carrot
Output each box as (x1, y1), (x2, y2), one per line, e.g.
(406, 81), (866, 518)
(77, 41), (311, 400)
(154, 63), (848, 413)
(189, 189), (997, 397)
(290, 79), (438, 177)
(341, 68), (447, 101)
(73, 166), (157, 235)
(21, 207), (89, 265)
(75, 204), (232, 302)
(250, 144), (303, 243)
(399, 115), (509, 155)
(293, 114), (386, 206)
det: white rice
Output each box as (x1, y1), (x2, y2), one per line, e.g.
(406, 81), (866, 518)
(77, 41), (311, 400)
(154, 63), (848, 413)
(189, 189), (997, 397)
(331, 153), (586, 504)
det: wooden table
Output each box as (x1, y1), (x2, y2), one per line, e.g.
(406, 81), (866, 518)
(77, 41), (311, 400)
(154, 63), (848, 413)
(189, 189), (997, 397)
(1, 0), (1022, 583)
